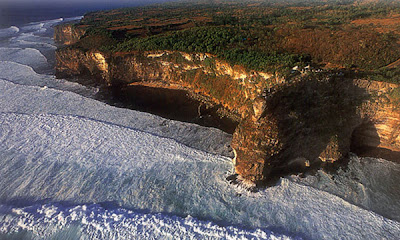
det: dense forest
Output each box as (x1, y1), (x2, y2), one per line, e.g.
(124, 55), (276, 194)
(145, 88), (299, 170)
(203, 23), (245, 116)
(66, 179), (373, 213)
(71, 0), (400, 81)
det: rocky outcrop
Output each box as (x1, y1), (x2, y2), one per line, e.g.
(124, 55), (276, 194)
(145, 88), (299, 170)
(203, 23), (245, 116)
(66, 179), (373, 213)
(350, 80), (400, 162)
(54, 24), (86, 45)
(232, 78), (400, 183)
(55, 25), (400, 185)
(56, 48), (278, 118)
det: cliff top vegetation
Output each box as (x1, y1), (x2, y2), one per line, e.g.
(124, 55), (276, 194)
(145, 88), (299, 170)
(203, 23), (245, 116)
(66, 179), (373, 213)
(68, 0), (400, 80)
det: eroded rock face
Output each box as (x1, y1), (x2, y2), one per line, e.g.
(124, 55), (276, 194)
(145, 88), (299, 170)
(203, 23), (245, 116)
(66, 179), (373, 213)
(232, 77), (400, 183)
(350, 81), (400, 162)
(55, 25), (400, 184)
(56, 48), (277, 118)
(252, 97), (267, 121)
(232, 77), (366, 183)
(54, 24), (86, 45)
(55, 48), (110, 83)
(231, 115), (282, 182)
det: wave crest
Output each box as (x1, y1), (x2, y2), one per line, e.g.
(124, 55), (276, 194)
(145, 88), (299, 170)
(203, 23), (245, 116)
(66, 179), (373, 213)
(0, 26), (20, 38)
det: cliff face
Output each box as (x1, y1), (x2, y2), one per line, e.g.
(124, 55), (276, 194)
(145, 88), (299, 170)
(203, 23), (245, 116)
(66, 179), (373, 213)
(56, 48), (110, 82)
(56, 48), (279, 118)
(54, 24), (86, 45)
(55, 27), (400, 185)
(232, 78), (400, 183)
(350, 81), (400, 161)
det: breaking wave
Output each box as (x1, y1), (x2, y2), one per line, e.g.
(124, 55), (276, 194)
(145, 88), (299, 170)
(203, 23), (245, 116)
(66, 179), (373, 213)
(0, 111), (399, 240)
(0, 26), (20, 39)
(0, 14), (399, 240)
(0, 48), (49, 72)
(290, 155), (400, 222)
(0, 203), (293, 240)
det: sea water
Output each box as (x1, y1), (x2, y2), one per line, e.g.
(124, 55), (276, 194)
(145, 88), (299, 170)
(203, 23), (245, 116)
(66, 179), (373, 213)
(0, 9), (399, 240)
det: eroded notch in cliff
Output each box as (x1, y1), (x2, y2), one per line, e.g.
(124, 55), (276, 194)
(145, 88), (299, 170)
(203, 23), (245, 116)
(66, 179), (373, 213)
(351, 120), (400, 163)
(232, 75), (372, 184)
(95, 84), (239, 134)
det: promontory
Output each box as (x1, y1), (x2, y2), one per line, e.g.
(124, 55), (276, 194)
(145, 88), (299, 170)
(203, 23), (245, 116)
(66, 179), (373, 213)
(55, 0), (400, 186)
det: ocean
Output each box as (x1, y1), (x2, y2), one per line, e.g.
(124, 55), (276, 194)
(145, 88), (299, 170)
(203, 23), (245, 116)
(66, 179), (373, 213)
(0, 3), (399, 240)
(0, 1), (171, 28)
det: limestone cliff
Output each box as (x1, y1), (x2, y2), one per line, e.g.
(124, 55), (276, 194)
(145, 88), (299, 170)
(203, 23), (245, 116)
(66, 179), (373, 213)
(54, 24), (86, 45)
(232, 77), (400, 183)
(56, 48), (279, 119)
(55, 25), (400, 185)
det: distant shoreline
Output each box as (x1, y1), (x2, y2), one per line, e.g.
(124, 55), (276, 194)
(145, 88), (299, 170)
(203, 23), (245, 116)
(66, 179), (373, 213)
(0, 1), (170, 28)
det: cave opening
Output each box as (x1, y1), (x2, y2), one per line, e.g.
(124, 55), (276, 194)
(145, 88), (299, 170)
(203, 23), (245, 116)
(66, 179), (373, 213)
(351, 120), (400, 163)
(96, 84), (239, 134)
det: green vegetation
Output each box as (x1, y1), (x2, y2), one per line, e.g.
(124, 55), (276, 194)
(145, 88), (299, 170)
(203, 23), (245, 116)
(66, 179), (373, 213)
(389, 87), (400, 107)
(72, 0), (400, 77)
(113, 27), (242, 53)
(368, 68), (400, 84)
(108, 26), (301, 72)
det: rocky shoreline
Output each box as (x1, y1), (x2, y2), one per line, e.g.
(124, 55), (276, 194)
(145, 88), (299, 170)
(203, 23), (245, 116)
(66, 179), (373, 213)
(55, 22), (400, 185)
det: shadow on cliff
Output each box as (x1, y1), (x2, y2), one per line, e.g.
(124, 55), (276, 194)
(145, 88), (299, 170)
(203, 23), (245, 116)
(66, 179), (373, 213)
(351, 120), (400, 163)
(105, 85), (239, 134)
(261, 74), (372, 184)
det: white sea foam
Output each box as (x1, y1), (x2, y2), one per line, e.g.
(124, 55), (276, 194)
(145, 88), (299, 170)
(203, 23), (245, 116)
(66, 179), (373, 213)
(3, 19), (57, 66)
(0, 26), (20, 39)
(22, 18), (64, 34)
(0, 48), (49, 71)
(0, 110), (399, 239)
(0, 61), (96, 96)
(11, 33), (53, 45)
(0, 203), (292, 240)
(0, 79), (233, 157)
(27, 17), (64, 26)
(289, 155), (400, 222)
(9, 39), (57, 50)
(20, 23), (45, 33)
(63, 16), (83, 22)
(0, 16), (399, 240)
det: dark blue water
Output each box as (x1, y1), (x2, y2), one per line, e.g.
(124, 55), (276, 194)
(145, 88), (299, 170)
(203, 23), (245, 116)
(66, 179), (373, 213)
(0, 1), (171, 28)
(0, 2), (399, 239)
(0, 0), (239, 134)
